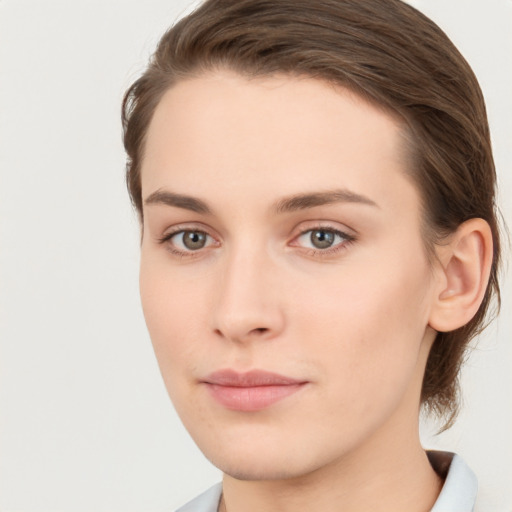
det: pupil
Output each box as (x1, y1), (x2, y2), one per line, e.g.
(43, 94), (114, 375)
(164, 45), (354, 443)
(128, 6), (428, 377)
(184, 231), (206, 250)
(311, 230), (334, 249)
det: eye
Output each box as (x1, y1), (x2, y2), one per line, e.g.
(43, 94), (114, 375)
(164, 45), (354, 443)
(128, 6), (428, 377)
(295, 228), (353, 251)
(163, 230), (215, 252)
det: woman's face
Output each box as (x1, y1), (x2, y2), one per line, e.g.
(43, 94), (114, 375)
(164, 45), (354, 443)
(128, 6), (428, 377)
(139, 71), (439, 480)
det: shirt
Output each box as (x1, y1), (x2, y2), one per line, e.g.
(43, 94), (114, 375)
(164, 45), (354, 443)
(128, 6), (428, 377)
(175, 451), (477, 512)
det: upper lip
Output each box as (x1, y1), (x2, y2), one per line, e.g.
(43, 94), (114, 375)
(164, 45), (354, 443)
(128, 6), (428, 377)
(202, 369), (306, 387)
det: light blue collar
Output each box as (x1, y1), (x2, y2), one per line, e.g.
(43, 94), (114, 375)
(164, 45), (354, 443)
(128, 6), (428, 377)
(429, 451), (478, 512)
(176, 482), (222, 512)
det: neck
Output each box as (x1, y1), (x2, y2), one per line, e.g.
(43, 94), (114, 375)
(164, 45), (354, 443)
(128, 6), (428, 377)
(220, 413), (442, 512)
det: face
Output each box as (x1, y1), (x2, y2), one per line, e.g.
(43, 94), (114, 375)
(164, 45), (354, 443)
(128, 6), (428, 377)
(139, 71), (438, 480)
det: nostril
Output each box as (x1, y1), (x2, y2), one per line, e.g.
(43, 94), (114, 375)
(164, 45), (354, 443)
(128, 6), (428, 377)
(213, 325), (271, 342)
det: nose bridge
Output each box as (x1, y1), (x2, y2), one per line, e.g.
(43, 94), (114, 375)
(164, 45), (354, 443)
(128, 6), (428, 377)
(212, 238), (284, 342)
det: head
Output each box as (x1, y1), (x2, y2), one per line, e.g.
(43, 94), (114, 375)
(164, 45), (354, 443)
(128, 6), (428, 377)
(122, 0), (500, 477)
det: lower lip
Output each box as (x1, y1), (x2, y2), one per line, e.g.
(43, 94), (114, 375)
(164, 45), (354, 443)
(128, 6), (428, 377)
(205, 383), (306, 411)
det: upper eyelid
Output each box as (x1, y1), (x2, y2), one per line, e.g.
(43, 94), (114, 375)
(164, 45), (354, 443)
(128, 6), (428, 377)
(297, 226), (349, 236)
(292, 220), (357, 238)
(297, 227), (349, 237)
(158, 223), (217, 240)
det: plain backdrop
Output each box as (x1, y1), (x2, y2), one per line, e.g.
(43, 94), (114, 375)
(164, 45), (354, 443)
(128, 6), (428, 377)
(0, 1), (510, 511)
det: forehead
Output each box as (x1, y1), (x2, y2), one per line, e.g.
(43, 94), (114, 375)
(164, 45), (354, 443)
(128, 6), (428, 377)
(141, 70), (417, 216)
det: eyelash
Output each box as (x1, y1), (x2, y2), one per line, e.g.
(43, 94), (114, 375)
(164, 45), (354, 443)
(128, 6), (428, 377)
(157, 225), (356, 259)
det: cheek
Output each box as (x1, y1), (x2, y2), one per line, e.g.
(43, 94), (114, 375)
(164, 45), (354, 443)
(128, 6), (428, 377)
(139, 255), (207, 381)
(290, 254), (433, 401)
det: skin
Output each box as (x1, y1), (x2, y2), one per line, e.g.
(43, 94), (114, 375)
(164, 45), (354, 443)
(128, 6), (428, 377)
(139, 71), (446, 512)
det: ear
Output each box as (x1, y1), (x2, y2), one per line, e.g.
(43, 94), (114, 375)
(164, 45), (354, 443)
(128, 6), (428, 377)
(428, 218), (493, 333)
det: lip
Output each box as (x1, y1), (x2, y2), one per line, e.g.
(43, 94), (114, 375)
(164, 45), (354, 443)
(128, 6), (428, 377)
(201, 369), (308, 412)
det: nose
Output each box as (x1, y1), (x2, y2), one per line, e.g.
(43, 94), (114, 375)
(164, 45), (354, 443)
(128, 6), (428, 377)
(211, 245), (285, 344)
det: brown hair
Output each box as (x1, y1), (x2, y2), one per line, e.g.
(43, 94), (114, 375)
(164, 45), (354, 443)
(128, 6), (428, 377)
(122, 0), (501, 427)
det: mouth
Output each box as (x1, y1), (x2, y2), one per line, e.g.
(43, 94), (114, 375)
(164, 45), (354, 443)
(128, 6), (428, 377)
(201, 369), (308, 412)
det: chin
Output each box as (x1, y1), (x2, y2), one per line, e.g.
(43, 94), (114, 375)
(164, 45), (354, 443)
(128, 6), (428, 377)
(198, 435), (333, 482)
(209, 454), (313, 482)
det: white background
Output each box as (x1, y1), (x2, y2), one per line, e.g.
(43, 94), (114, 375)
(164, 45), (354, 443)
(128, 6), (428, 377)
(0, 1), (510, 511)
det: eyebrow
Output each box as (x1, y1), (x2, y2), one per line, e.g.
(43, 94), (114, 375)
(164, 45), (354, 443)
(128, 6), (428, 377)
(144, 190), (211, 214)
(143, 188), (378, 215)
(273, 189), (379, 213)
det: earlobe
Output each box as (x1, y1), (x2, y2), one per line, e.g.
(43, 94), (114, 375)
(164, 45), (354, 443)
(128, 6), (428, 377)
(428, 218), (493, 333)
